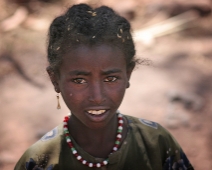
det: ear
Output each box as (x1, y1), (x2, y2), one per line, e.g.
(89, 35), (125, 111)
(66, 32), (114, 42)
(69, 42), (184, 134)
(126, 62), (135, 88)
(126, 62), (135, 81)
(46, 66), (60, 93)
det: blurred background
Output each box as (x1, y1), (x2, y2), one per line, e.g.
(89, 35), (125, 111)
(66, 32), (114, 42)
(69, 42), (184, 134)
(0, 0), (212, 169)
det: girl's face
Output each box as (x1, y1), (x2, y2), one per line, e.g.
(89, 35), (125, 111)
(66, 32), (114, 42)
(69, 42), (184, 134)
(51, 44), (134, 129)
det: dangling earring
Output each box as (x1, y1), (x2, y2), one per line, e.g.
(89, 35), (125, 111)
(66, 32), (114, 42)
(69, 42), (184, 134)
(56, 93), (61, 109)
(126, 82), (130, 88)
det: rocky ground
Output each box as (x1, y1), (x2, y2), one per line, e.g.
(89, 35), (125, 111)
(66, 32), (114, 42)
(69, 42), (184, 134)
(0, 0), (212, 169)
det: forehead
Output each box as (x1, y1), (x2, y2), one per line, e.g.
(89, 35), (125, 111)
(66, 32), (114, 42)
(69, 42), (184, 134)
(61, 44), (127, 70)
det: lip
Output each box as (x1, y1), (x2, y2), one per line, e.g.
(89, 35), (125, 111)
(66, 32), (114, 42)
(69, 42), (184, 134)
(85, 108), (110, 122)
(86, 106), (109, 111)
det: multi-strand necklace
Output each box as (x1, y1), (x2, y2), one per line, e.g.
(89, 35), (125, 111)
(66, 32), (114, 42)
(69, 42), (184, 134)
(63, 113), (124, 168)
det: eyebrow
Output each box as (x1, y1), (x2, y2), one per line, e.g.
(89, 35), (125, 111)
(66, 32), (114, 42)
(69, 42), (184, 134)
(102, 69), (122, 75)
(69, 70), (90, 76)
(69, 69), (122, 76)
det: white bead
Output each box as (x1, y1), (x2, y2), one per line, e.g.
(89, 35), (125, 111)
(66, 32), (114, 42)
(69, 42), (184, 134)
(119, 120), (124, 124)
(64, 127), (68, 131)
(103, 160), (108, 165)
(96, 163), (101, 167)
(73, 150), (77, 154)
(77, 156), (82, 160)
(118, 126), (123, 130)
(63, 122), (67, 125)
(89, 163), (93, 167)
(82, 160), (87, 164)
(66, 138), (71, 142)
(113, 147), (118, 151)
(117, 134), (122, 138)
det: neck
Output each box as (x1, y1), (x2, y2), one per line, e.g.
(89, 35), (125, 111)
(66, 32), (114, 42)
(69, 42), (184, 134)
(67, 114), (126, 158)
(69, 114), (117, 143)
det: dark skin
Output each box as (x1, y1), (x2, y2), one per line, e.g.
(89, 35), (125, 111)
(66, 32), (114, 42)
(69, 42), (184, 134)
(47, 44), (134, 158)
(68, 111), (129, 158)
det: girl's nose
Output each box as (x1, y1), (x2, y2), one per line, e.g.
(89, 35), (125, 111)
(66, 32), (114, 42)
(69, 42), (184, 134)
(88, 82), (106, 105)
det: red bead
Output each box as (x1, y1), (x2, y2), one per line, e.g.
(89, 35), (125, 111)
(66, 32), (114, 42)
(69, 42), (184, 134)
(68, 143), (73, 147)
(116, 138), (121, 141)
(64, 116), (69, 120)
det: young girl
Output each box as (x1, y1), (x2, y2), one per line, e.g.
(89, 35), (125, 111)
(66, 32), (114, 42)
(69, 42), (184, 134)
(15, 4), (194, 170)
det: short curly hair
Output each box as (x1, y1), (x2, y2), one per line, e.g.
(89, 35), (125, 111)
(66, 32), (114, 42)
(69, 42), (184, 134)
(47, 4), (136, 73)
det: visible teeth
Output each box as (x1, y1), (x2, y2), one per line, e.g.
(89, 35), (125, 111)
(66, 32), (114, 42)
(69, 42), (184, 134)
(88, 110), (106, 115)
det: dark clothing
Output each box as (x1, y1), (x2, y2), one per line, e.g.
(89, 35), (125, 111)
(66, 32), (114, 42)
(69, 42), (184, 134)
(14, 114), (194, 170)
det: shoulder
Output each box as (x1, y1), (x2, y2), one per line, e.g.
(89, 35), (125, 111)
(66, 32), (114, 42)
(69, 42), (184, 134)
(123, 114), (194, 170)
(124, 114), (181, 151)
(14, 124), (63, 170)
(125, 114), (170, 138)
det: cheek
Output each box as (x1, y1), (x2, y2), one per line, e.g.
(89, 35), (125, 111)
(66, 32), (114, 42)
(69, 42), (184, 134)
(107, 84), (126, 102)
(60, 84), (82, 106)
(63, 90), (81, 101)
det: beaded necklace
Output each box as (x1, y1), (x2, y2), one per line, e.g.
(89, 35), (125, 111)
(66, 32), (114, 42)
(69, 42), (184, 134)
(63, 113), (124, 168)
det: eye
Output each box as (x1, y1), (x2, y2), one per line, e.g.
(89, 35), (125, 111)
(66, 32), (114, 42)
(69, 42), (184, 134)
(104, 76), (117, 82)
(73, 78), (87, 84)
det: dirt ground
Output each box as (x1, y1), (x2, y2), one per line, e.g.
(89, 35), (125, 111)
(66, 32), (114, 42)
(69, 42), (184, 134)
(0, 0), (212, 169)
